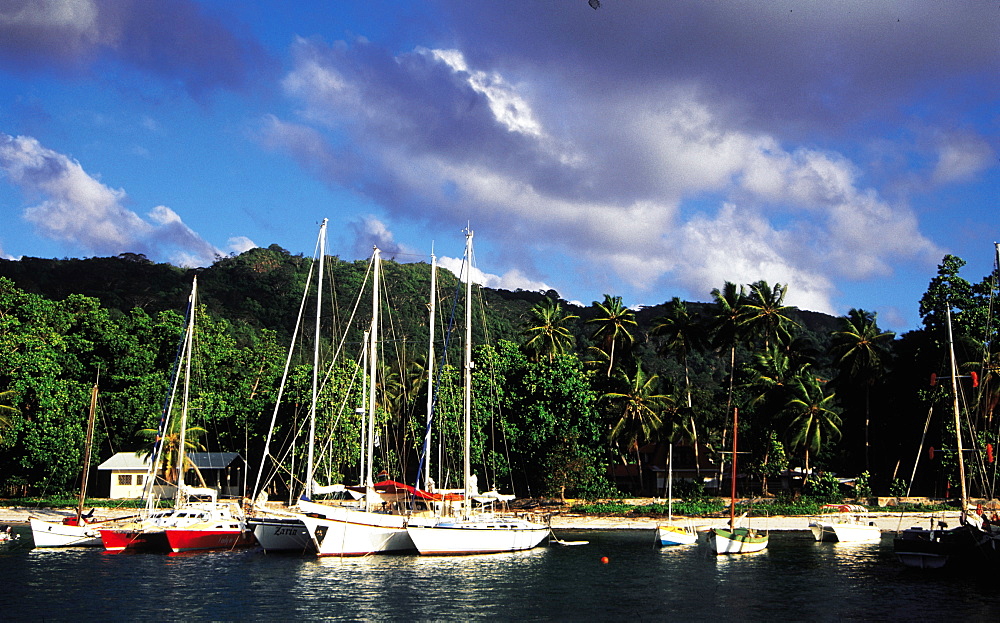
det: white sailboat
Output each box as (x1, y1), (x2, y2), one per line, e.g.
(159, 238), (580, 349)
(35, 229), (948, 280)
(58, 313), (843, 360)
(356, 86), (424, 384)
(30, 382), (104, 547)
(285, 234), (416, 556)
(406, 229), (549, 555)
(705, 407), (768, 554)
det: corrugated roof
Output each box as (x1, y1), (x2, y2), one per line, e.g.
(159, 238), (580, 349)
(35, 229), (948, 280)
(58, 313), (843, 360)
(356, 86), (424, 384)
(97, 452), (243, 470)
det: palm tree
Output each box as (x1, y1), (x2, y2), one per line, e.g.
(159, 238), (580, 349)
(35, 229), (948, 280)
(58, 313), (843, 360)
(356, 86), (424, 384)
(651, 297), (708, 474)
(742, 280), (799, 350)
(830, 308), (895, 471)
(588, 294), (637, 377)
(783, 371), (841, 482)
(523, 297), (578, 362)
(709, 282), (748, 418)
(0, 389), (19, 445)
(138, 421), (209, 486)
(603, 365), (670, 492)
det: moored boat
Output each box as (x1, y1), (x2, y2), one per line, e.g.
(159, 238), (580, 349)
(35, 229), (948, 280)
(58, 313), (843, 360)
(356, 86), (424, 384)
(656, 524), (698, 546)
(809, 504), (881, 543)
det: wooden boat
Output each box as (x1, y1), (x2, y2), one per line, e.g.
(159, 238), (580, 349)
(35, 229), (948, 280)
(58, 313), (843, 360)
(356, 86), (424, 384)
(656, 524), (698, 546)
(706, 407), (768, 554)
(30, 383), (104, 547)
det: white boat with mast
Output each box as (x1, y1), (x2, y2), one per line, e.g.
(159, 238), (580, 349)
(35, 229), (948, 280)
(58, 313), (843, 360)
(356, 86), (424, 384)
(30, 381), (105, 547)
(405, 228), (550, 556)
(655, 442), (698, 546)
(705, 407), (768, 554)
(256, 223), (428, 556)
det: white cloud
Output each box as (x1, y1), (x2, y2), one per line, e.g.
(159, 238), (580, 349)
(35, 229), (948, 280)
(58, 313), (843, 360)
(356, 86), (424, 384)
(437, 255), (552, 293)
(227, 236), (257, 255)
(932, 132), (994, 185)
(0, 133), (233, 267)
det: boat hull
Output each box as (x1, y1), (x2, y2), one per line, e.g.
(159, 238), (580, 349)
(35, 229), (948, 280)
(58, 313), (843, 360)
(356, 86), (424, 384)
(164, 528), (255, 553)
(99, 528), (170, 552)
(406, 519), (549, 555)
(656, 525), (697, 546)
(893, 524), (999, 569)
(298, 501), (413, 556)
(29, 518), (102, 548)
(809, 520), (881, 543)
(249, 516), (315, 553)
(706, 527), (768, 554)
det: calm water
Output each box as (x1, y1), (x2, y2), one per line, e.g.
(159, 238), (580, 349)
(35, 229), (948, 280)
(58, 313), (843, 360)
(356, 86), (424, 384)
(2, 526), (999, 621)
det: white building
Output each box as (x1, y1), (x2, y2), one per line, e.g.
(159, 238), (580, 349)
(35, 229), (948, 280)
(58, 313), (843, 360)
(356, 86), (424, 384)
(97, 452), (246, 499)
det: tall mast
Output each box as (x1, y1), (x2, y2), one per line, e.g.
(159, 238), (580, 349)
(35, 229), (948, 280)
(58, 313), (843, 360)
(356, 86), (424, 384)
(176, 275), (197, 506)
(367, 246), (381, 495)
(730, 407), (739, 529)
(463, 229), (473, 519)
(76, 381), (98, 523)
(306, 218), (327, 500)
(424, 247), (437, 491)
(946, 306), (968, 510)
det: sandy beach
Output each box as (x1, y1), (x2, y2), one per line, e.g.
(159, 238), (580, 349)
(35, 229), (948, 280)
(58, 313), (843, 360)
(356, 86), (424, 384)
(1, 506), (959, 533)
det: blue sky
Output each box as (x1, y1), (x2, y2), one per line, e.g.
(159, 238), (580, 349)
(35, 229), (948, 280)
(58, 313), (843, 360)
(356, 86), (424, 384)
(0, 1), (997, 332)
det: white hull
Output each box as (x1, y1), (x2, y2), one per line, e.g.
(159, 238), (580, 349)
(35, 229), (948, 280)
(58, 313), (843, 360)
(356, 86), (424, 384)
(809, 520), (881, 543)
(406, 517), (549, 555)
(29, 517), (102, 547)
(249, 516), (315, 553)
(706, 527), (768, 554)
(656, 525), (698, 546)
(297, 500), (412, 556)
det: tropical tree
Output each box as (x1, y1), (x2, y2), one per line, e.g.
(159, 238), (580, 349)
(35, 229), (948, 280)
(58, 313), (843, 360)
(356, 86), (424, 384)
(830, 308), (895, 470)
(709, 282), (748, 418)
(651, 297), (707, 474)
(138, 420), (209, 486)
(0, 390), (17, 445)
(603, 365), (670, 491)
(588, 294), (637, 377)
(522, 297), (578, 363)
(742, 281), (798, 350)
(783, 371), (841, 480)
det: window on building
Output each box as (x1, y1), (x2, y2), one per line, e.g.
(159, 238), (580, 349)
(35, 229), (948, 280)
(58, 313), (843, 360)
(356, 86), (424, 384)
(118, 474), (132, 486)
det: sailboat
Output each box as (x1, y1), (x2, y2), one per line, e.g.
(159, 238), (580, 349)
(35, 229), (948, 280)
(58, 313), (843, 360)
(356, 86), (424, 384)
(705, 407), (768, 554)
(656, 442), (698, 546)
(263, 228), (421, 556)
(99, 277), (253, 553)
(405, 229), (550, 555)
(30, 382), (104, 547)
(893, 303), (1000, 569)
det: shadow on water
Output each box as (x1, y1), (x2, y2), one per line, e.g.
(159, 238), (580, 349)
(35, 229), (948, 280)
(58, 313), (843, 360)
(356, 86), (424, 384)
(3, 527), (1000, 620)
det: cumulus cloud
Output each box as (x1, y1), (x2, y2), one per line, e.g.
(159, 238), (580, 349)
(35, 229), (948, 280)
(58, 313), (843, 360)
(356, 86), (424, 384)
(0, 0), (269, 96)
(437, 255), (552, 293)
(0, 132), (227, 266)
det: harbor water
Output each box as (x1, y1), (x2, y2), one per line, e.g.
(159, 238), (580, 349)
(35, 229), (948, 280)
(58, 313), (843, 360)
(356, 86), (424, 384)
(2, 526), (999, 621)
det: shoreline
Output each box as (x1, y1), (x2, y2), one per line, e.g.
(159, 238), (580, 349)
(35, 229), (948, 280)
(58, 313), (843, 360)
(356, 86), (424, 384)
(2, 506), (960, 533)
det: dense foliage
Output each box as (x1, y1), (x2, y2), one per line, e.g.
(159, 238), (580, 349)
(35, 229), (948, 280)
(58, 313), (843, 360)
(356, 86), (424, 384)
(1, 246), (999, 504)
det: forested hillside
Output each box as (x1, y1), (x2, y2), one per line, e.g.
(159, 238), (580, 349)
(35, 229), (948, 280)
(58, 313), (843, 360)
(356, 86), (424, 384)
(0, 248), (997, 503)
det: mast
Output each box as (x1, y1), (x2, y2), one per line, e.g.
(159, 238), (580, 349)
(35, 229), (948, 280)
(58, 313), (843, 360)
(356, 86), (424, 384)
(76, 381), (98, 523)
(306, 219), (328, 500)
(463, 229), (473, 519)
(175, 275), (197, 506)
(424, 247), (437, 490)
(946, 306), (969, 511)
(367, 246), (381, 498)
(730, 407), (739, 528)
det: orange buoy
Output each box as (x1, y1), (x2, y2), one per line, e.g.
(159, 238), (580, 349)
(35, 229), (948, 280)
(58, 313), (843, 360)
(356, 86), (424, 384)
(600, 556), (609, 564)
